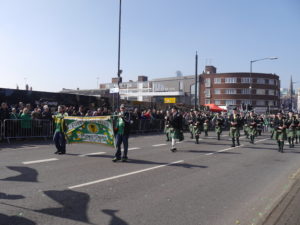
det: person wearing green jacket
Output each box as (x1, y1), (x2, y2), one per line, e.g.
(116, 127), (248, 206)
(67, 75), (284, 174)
(53, 106), (68, 155)
(20, 108), (32, 136)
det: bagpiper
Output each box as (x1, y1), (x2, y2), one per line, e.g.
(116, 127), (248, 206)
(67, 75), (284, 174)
(246, 111), (258, 144)
(286, 111), (297, 148)
(193, 110), (203, 144)
(164, 110), (171, 142)
(187, 110), (196, 139)
(213, 112), (224, 140)
(169, 106), (184, 152)
(229, 108), (242, 147)
(256, 115), (264, 136)
(295, 114), (300, 144)
(274, 112), (288, 153)
(269, 114), (276, 139)
(203, 113), (210, 137)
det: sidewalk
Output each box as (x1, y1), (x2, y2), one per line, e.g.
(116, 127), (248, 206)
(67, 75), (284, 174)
(263, 175), (300, 225)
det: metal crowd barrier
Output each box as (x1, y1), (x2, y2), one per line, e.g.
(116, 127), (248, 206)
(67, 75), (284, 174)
(0, 120), (2, 141)
(3, 119), (53, 143)
(130, 119), (164, 134)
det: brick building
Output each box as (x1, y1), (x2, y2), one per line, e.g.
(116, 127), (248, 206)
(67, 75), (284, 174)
(199, 66), (280, 112)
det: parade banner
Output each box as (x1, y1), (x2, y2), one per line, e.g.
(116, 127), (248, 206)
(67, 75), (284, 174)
(64, 116), (115, 147)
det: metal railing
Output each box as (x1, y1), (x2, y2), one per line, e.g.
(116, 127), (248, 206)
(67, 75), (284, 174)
(3, 119), (53, 143)
(130, 119), (165, 134)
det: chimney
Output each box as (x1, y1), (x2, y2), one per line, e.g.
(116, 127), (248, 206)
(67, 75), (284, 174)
(138, 76), (148, 82)
(205, 66), (217, 74)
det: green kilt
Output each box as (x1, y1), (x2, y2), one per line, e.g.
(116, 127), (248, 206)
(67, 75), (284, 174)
(297, 128), (300, 136)
(170, 128), (184, 141)
(215, 126), (222, 134)
(275, 129), (287, 141)
(287, 129), (296, 138)
(248, 126), (257, 136)
(203, 123), (209, 131)
(164, 126), (171, 136)
(193, 126), (201, 136)
(243, 125), (249, 134)
(189, 124), (194, 134)
(229, 127), (240, 138)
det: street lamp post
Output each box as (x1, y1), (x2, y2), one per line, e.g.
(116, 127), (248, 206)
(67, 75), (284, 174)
(194, 51), (198, 109)
(116, 0), (122, 112)
(249, 57), (278, 109)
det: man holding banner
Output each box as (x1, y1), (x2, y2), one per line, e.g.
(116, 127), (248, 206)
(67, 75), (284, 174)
(53, 106), (68, 154)
(113, 104), (131, 162)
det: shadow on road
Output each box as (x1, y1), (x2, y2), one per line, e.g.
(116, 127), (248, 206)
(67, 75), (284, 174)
(102, 209), (129, 225)
(0, 192), (24, 200)
(35, 189), (91, 224)
(126, 159), (208, 169)
(0, 166), (38, 182)
(0, 213), (36, 225)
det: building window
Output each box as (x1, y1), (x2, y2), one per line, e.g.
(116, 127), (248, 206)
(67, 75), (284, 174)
(269, 79), (274, 85)
(268, 100), (274, 106)
(269, 89), (275, 95)
(241, 77), (252, 83)
(205, 89), (211, 97)
(257, 78), (265, 84)
(225, 89), (236, 94)
(214, 89), (221, 94)
(205, 78), (211, 87)
(241, 99), (252, 105)
(225, 77), (237, 83)
(226, 100), (236, 105)
(256, 89), (265, 95)
(241, 89), (251, 94)
(215, 100), (221, 105)
(256, 100), (265, 106)
(214, 78), (222, 84)
(179, 81), (183, 91)
(205, 99), (211, 104)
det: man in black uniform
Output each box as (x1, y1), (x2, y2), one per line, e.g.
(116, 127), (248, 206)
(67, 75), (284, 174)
(246, 111), (259, 144)
(169, 106), (184, 152)
(213, 112), (224, 140)
(274, 112), (288, 153)
(229, 108), (243, 147)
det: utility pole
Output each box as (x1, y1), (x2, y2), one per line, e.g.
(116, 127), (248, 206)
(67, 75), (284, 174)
(116, 0), (122, 112)
(194, 51), (198, 109)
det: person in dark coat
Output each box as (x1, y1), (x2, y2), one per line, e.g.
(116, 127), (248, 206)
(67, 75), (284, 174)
(113, 104), (132, 162)
(169, 106), (184, 152)
(0, 102), (10, 122)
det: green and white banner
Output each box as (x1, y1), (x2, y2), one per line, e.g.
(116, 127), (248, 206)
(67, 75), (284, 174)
(64, 116), (115, 147)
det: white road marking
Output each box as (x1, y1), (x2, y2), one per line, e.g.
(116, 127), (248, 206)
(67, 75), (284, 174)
(69, 160), (184, 189)
(79, 152), (106, 157)
(255, 138), (269, 143)
(128, 147), (141, 151)
(152, 144), (167, 147)
(22, 158), (59, 165)
(205, 145), (245, 156)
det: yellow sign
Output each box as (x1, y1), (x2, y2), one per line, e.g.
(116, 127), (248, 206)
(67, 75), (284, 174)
(164, 98), (176, 103)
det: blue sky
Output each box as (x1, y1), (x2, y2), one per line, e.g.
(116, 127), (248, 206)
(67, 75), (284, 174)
(0, 0), (299, 92)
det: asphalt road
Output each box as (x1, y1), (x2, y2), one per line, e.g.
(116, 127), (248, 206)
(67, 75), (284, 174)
(1, 131), (300, 225)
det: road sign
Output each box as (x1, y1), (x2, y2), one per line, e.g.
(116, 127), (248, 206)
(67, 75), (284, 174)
(164, 98), (176, 104)
(110, 88), (119, 94)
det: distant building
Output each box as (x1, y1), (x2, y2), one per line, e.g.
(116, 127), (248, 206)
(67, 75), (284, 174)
(297, 88), (300, 112)
(280, 76), (297, 111)
(199, 66), (280, 113)
(99, 75), (195, 104)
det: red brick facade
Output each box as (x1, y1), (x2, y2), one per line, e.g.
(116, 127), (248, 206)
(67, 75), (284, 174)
(199, 71), (280, 109)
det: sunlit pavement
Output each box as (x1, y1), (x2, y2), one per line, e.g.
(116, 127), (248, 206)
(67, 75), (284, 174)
(1, 132), (300, 225)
